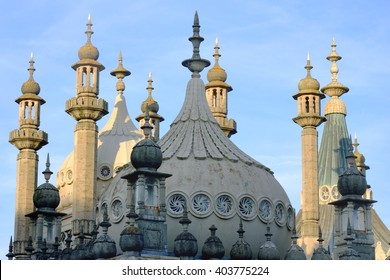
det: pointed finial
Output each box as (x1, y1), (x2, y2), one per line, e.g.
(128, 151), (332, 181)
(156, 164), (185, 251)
(265, 225), (272, 241)
(110, 51), (131, 94)
(213, 37), (221, 65)
(179, 204), (192, 232)
(209, 225), (217, 236)
(353, 132), (359, 151)
(147, 71), (154, 97)
(182, 11), (210, 77)
(85, 14), (94, 43)
(42, 153), (53, 182)
(141, 105), (153, 139)
(307, 51), (310, 62)
(237, 219), (245, 238)
(304, 52), (313, 74)
(28, 52), (36, 80)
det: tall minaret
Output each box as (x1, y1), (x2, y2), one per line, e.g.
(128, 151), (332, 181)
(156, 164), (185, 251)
(293, 53), (325, 256)
(9, 53), (48, 259)
(65, 15), (108, 237)
(205, 38), (236, 137)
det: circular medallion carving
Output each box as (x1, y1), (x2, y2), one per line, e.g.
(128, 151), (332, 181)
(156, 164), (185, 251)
(258, 198), (273, 223)
(331, 185), (340, 200)
(65, 169), (73, 184)
(238, 196), (256, 220)
(98, 164), (112, 180)
(215, 194), (235, 218)
(110, 199), (123, 223)
(320, 185), (330, 202)
(274, 202), (286, 226)
(286, 206), (294, 230)
(191, 193), (211, 217)
(167, 193), (186, 216)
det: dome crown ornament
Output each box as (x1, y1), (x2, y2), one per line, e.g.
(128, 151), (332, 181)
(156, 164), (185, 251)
(78, 15), (99, 61)
(182, 11), (210, 78)
(21, 53), (41, 95)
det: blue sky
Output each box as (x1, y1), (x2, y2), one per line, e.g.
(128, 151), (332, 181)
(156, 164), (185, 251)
(1, 0), (389, 259)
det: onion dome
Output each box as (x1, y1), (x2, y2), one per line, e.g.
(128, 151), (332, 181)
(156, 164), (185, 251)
(297, 53), (320, 92)
(92, 207), (117, 259)
(119, 205), (144, 255)
(339, 219), (361, 260)
(78, 15), (99, 60)
(206, 38), (230, 88)
(33, 154), (60, 211)
(201, 225), (225, 259)
(337, 140), (367, 197)
(70, 229), (94, 260)
(140, 72), (159, 114)
(311, 227), (332, 260)
(285, 227), (306, 260)
(257, 226), (280, 260)
(130, 110), (162, 171)
(174, 208), (198, 259)
(21, 53), (41, 95)
(230, 220), (253, 260)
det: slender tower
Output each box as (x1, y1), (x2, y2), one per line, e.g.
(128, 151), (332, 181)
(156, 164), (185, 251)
(9, 53), (48, 259)
(65, 15), (108, 237)
(205, 38), (236, 137)
(293, 53), (325, 256)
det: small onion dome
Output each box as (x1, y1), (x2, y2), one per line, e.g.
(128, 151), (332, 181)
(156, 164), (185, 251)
(33, 182), (60, 210)
(174, 210), (198, 259)
(311, 227), (332, 260)
(285, 229), (306, 260)
(92, 210), (117, 259)
(297, 54), (320, 92)
(21, 54), (40, 95)
(206, 38), (232, 90)
(119, 225), (144, 253)
(257, 226), (280, 260)
(339, 220), (361, 260)
(131, 111), (162, 171)
(130, 139), (162, 171)
(78, 42), (99, 61)
(230, 220), (253, 260)
(337, 145), (367, 196)
(201, 225), (225, 260)
(33, 154), (60, 210)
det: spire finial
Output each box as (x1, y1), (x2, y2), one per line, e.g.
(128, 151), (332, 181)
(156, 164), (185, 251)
(304, 51), (313, 75)
(42, 153), (53, 183)
(110, 51), (131, 94)
(141, 106), (153, 139)
(327, 38), (341, 82)
(181, 11), (210, 77)
(353, 133), (360, 152)
(28, 52), (36, 80)
(237, 219), (245, 238)
(85, 14), (94, 43)
(213, 37), (221, 67)
(147, 72), (154, 98)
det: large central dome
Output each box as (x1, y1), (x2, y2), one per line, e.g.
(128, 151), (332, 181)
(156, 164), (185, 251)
(99, 12), (292, 258)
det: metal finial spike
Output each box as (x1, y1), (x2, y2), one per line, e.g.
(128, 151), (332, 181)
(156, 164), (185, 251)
(85, 14), (94, 43)
(42, 153), (53, 182)
(118, 51), (123, 65)
(213, 37), (221, 64)
(307, 51), (310, 62)
(28, 52), (36, 79)
(194, 11), (199, 27)
(147, 72), (154, 97)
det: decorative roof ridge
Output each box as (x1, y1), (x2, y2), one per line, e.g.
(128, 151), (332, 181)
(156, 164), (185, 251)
(158, 77), (272, 173)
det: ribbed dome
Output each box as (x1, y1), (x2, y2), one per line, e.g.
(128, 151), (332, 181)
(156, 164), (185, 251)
(78, 42), (99, 60)
(174, 231), (198, 258)
(257, 227), (280, 260)
(201, 225), (225, 259)
(207, 64), (227, 83)
(21, 79), (40, 95)
(33, 182), (60, 210)
(119, 226), (144, 253)
(337, 150), (367, 196)
(141, 96), (159, 114)
(131, 138), (162, 171)
(298, 74), (320, 92)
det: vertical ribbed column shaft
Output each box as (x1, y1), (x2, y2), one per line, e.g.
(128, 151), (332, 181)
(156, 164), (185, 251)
(300, 126), (320, 236)
(72, 119), (98, 232)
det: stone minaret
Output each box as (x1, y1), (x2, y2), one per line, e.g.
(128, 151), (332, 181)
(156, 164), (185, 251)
(293, 53), (325, 256)
(205, 38), (236, 137)
(9, 53), (48, 259)
(65, 15), (108, 236)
